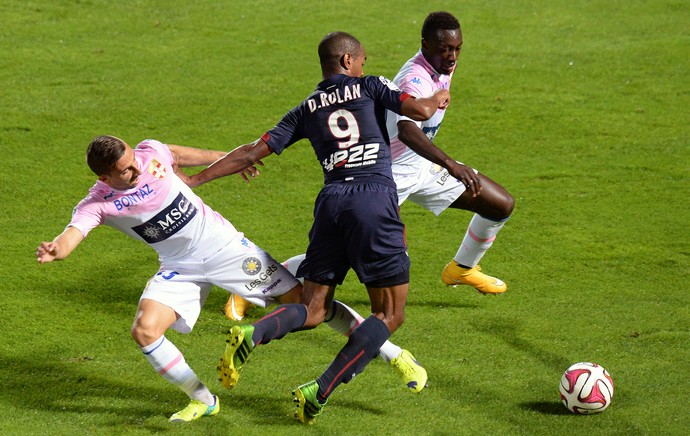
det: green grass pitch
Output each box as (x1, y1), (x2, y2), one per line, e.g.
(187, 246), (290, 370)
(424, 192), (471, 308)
(1, 0), (688, 434)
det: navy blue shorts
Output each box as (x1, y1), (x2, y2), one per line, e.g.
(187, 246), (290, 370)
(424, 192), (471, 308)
(296, 176), (410, 286)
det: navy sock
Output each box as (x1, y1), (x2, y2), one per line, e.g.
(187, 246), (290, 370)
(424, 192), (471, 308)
(252, 304), (307, 346)
(316, 316), (390, 403)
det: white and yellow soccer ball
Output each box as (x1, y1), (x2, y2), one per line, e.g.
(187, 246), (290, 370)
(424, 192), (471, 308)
(559, 362), (614, 414)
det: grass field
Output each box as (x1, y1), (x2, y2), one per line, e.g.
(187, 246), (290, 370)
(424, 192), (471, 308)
(2, 0), (689, 434)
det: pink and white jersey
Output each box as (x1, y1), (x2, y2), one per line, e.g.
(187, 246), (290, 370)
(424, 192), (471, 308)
(68, 139), (238, 262)
(386, 50), (454, 175)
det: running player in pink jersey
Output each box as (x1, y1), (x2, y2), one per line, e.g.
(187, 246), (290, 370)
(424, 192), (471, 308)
(35, 135), (424, 423)
(386, 11), (514, 294)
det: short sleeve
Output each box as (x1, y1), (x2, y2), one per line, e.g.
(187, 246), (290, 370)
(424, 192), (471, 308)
(67, 195), (104, 238)
(263, 106), (304, 155)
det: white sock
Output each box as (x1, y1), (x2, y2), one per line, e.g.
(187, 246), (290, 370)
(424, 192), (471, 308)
(378, 341), (403, 363)
(324, 300), (402, 363)
(141, 336), (214, 405)
(454, 214), (507, 268)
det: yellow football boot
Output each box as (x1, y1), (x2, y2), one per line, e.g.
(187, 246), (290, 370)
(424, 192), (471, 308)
(442, 261), (507, 294)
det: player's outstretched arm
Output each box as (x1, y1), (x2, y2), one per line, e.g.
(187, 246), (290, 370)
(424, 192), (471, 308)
(397, 120), (481, 197)
(167, 144), (227, 168)
(185, 139), (274, 188)
(36, 226), (84, 263)
(400, 88), (450, 121)
(168, 144), (263, 187)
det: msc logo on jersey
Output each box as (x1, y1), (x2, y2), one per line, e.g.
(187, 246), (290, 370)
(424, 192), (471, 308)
(148, 159), (167, 179)
(131, 192), (197, 243)
(242, 257), (262, 276)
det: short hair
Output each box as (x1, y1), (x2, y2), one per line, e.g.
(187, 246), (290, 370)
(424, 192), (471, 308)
(86, 135), (126, 175)
(318, 31), (362, 66)
(421, 11), (460, 40)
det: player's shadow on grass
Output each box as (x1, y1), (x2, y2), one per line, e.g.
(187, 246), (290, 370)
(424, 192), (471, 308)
(36, 249), (156, 325)
(322, 296), (480, 310)
(411, 299), (483, 310)
(471, 316), (576, 417)
(0, 351), (344, 427)
(520, 401), (571, 415)
(0, 354), (172, 422)
(472, 316), (572, 370)
(228, 393), (385, 426)
(211, 392), (301, 426)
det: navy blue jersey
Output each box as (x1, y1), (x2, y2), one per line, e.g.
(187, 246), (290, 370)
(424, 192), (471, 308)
(261, 74), (410, 184)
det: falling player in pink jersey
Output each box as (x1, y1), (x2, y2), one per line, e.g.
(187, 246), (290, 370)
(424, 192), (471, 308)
(386, 11), (514, 294)
(35, 135), (425, 423)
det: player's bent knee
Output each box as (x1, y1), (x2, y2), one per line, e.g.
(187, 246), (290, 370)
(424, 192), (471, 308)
(131, 326), (150, 347)
(500, 193), (516, 218)
(131, 318), (164, 346)
(373, 311), (404, 334)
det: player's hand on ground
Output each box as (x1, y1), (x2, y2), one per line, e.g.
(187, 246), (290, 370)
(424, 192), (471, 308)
(36, 242), (58, 263)
(240, 160), (264, 183)
(448, 162), (481, 197)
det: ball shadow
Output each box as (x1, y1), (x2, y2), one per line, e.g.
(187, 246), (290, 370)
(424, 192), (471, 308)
(520, 401), (572, 415)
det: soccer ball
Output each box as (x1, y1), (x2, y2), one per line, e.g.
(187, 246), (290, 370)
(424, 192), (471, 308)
(559, 362), (614, 414)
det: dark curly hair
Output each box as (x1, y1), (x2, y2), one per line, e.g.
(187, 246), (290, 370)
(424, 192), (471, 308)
(421, 11), (460, 39)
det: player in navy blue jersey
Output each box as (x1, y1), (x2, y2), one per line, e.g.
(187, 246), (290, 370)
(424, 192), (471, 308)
(183, 32), (469, 424)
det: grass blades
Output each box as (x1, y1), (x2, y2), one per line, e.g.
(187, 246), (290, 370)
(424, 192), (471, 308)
(1, 1), (688, 434)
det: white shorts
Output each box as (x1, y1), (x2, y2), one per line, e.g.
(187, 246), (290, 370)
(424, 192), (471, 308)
(394, 160), (476, 216)
(141, 234), (299, 333)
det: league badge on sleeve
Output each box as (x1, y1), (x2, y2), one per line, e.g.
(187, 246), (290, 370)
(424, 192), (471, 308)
(148, 159), (167, 179)
(378, 76), (401, 91)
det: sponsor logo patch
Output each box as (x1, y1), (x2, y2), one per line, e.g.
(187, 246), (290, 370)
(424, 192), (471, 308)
(243, 262), (280, 293)
(131, 192), (197, 243)
(378, 76), (400, 91)
(429, 164), (444, 175)
(242, 257), (262, 276)
(322, 143), (380, 172)
(114, 183), (154, 211)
